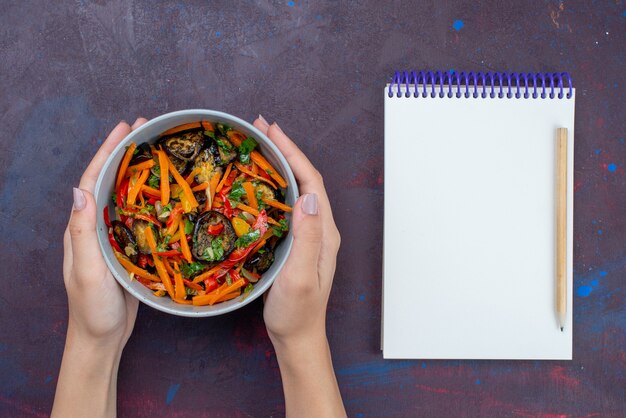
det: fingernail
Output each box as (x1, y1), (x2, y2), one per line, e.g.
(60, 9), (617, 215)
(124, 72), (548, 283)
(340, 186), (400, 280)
(301, 193), (318, 215)
(73, 187), (86, 211)
(273, 122), (283, 134)
(258, 114), (269, 128)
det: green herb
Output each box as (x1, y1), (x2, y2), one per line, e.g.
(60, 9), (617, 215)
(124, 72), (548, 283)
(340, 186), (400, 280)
(215, 138), (233, 151)
(204, 130), (216, 139)
(184, 219), (194, 235)
(112, 192), (118, 203)
(216, 123), (232, 136)
(156, 242), (168, 252)
(265, 168), (274, 175)
(153, 164), (161, 176)
(255, 188), (266, 209)
(180, 261), (207, 279)
(235, 229), (261, 248)
(163, 234), (171, 244)
(225, 273), (232, 286)
(257, 248), (266, 254)
(138, 204), (155, 215)
(185, 287), (198, 296)
(228, 180), (246, 204)
(203, 238), (225, 261)
(148, 174), (160, 189)
(272, 218), (289, 237)
(241, 283), (255, 300)
(238, 137), (258, 164)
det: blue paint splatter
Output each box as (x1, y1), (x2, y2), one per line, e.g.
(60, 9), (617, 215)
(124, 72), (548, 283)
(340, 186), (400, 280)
(316, 14), (322, 20)
(166, 383), (181, 405)
(623, 11), (626, 17)
(358, 294), (365, 301)
(421, 362), (427, 368)
(599, 271), (608, 277)
(607, 163), (617, 172)
(45, 375), (52, 384)
(356, 414), (364, 418)
(598, 229), (603, 235)
(595, 149), (601, 155)
(452, 20), (465, 31)
(591, 279), (599, 287)
(475, 379), (481, 385)
(215, 31), (221, 38)
(577, 285), (593, 297)
(287, 0), (295, 6)
(591, 219), (597, 224)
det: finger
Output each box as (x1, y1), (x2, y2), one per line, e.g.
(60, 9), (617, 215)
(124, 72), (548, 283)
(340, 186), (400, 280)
(62, 228), (73, 284)
(79, 121), (132, 194)
(132, 117), (148, 130)
(67, 187), (105, 282)
(281, 193), (322, 287)
(253, 115), (270, 134)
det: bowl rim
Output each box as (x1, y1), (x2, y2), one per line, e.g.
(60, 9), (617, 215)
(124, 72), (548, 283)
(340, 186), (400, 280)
(94, 109), (297, 317)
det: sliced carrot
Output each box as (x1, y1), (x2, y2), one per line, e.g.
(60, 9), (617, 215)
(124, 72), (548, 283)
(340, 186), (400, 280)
(215, 163), (233, 193)
(252, 161), (259, 175)
(208, 171), (221, 209)
(127, 169), (150, 206)
(201, 121), (214, 132)
(236, 203), (281, 226)
(214, 291), (241, 304)
(193, 278), (245, 305)
(234, 162), (277, 189)
(173, 261), (186, 300)
(226, 130), (245, 146)
(141, 185), (161, 198)
(191, 183), (208, 192)
(243, 182), (258, 210)
(262, 198), (292, 213)
(138, 190), (145, 208)
(114, 251), (161, 282)
(159, 122), (202, 137)
(192, 264), (223, 283)
(178, 219), (193, 263)
(172, 297), (193, 305)
(168, 230), (181, 244)
(145, 226), (175, 298)
(157, 150), (170, 206)
(185, 167), (201, 185)
(126, 159), (155, 176)
(163, 258), (176, 276)
(165, 154), (199, 210)
(192, 281), (227, 303)
(115, 142), (137, 189)
(250, 151), (287, 188)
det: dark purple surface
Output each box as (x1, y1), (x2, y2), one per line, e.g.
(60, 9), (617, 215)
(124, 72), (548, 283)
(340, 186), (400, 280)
(1, 1), (624, 417)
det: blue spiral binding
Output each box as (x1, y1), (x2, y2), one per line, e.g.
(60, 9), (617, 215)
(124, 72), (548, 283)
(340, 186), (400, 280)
(387, 70), (573, 100)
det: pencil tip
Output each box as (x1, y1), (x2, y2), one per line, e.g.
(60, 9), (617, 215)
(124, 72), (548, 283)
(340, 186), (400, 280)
(560, 327), (564, 332)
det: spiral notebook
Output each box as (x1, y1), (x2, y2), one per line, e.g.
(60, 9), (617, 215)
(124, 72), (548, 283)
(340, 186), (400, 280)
(382, 71), (575, 360)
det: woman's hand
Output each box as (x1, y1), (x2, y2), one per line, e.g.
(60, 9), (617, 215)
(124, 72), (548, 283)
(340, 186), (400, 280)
(52, 118), (147, 418)
(253, 116), (345, 418)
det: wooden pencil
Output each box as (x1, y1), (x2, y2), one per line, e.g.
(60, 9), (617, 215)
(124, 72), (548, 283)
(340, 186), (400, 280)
(556, 128), (568, 331)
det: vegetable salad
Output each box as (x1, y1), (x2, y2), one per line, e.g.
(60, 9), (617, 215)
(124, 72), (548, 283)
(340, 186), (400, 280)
(105, 121), (291, 306)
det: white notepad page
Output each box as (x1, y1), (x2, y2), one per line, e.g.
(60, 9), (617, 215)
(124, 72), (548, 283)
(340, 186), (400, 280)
(383, 86), (575, 359)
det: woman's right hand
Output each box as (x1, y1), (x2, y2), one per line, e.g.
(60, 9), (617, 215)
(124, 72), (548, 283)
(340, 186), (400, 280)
(253, 116), (345, 417)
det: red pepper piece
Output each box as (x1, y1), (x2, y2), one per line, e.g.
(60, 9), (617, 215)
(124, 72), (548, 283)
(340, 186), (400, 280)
(103, 206), (111, 228)
(204, 276), (219, 293)
(207, 223), (224, 235)
(108, 233), (123, 253)
(117, 177), (130, 208)
(137, 254), (150, 268)
(153, 250), (182, 257)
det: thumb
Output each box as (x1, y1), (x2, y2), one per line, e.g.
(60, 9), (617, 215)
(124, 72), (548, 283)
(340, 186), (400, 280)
(282, 193), (322, 283)
(68, 187), (104, 278)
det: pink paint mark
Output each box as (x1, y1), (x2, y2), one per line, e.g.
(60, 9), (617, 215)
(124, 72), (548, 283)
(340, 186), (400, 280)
(549, 366), (580, 388)
(574, 180), (583, 192)
(414, 384), (464, 395)
(595, 117), (604, 129)
(348, 156), (383, 188)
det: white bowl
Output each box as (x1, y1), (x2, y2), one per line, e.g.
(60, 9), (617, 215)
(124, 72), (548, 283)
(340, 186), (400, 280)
(95, 110), (297, 317)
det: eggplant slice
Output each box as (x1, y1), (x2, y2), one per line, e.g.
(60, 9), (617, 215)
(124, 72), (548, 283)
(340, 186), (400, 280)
(192, 211), (236, 262)
(161, 131), (204, 161)
(244, 243), (275, 274)
(193, 148), (223, 185)
(130, 142), (153, 165)
(112, 221), (138, 263)
(132, 220), (156, 255)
